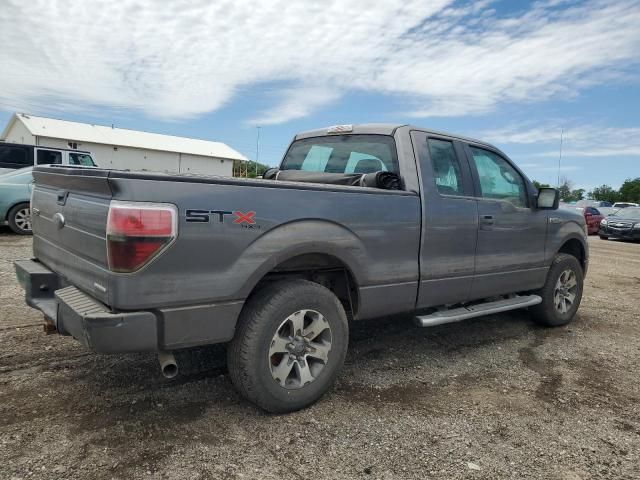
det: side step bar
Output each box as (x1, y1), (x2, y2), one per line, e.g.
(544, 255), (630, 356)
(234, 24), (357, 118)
(415, 295), (542, 327)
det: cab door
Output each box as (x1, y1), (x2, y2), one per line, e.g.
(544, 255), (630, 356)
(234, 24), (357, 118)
(464, 144), (548, 300)
(411, 131), (478, 308)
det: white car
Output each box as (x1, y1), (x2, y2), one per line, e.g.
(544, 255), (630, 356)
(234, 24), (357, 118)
(613, 202), (639, 209)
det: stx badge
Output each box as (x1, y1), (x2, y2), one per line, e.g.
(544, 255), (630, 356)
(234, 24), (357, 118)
(186, 209), (258, 228)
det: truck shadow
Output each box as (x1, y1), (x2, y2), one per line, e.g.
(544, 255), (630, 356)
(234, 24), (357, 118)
(70, 309), (552, 419)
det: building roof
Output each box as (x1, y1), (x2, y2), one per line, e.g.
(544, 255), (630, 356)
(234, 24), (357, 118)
(1, 113), (247, 161)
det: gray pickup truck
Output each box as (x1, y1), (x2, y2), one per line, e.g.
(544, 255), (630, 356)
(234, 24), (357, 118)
(15, 124), (588, 413)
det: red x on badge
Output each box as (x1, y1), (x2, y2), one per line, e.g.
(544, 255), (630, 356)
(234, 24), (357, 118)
(233, 211), (256, 224)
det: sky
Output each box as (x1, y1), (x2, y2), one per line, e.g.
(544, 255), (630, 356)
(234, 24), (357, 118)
(1, 0), (639, 191)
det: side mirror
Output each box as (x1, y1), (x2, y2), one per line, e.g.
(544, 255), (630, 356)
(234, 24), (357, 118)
(537, 187), (559, 210)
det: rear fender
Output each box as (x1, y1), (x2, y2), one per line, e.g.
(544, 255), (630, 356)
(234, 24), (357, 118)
(236, 219), (366, 299)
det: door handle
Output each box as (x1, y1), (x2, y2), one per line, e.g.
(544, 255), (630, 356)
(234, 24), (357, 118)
(480, 215), (494, 230)
(56, 190), (68, 206)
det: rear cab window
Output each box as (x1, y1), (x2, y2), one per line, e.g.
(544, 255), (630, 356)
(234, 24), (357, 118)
(427, 139), (464, 196)
(36, 149), (62, 165)
(281, 135), (399, 175)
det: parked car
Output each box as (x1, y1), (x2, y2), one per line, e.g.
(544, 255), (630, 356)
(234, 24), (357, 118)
(576, 200), (613, 208)
(561, 205), (604, 235)
(0, 167), (33, 234)
(0, 142), (96, 174)
(15, 124), (588, 413)
(597, 206), (618, 217)
(599, 207), (640, 241)
(612, 202), (639, 209)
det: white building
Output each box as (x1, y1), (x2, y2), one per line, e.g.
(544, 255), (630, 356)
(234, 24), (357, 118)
(1, 113), (247, 176)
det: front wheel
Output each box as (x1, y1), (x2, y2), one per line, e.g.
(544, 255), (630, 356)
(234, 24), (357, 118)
(228, 279), (348, 413)
(7, 203), (32, 235)
(531, 253), (584, 327)
(599, 234), (609, 240)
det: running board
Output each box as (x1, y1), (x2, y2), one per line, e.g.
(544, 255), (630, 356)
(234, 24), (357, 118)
(414, 295), (542, 327)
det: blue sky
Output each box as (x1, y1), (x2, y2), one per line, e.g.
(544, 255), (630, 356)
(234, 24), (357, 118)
(1, 0), (639, 191)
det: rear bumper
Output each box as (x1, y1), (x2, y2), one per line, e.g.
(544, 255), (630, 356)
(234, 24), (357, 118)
(14, 259), (243, 353)
(599, 226), (640, 240)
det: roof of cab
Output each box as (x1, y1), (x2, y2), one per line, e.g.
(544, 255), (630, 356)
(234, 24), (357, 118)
(293, 123), (495, 149)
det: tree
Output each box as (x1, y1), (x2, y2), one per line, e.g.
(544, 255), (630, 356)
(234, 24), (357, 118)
(619, 177), (640, 203)
(557, 177), (573, 202)
(532, 180), (550, 190)
(233, 159), (271, 178)
(589, 184), (620, 204)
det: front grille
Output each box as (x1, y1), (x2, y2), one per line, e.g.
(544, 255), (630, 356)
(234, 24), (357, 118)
(608, 222), (632, 229)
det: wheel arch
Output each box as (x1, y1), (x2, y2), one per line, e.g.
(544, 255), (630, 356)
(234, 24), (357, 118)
(557, 236), (587, 273)
(5, 200), (30, 221)
(244, 251), (361, 319)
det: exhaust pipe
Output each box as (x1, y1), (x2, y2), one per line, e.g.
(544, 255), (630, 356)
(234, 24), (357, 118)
(158, 351), (178, 379)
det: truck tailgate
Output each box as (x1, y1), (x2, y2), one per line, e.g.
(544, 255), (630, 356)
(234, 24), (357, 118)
(31, 167), (112, 304)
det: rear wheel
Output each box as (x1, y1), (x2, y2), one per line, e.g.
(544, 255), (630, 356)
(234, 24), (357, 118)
(228, 279), (348, 413)
(7, 203), (32, 235)
(599, 234), (608, 240)
(531, 253), (583, 327)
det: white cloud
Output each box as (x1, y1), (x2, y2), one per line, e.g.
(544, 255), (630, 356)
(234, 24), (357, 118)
(249, 86), (340, 126)
(1, 0), (639, 123)
(477, 123), (640, 157)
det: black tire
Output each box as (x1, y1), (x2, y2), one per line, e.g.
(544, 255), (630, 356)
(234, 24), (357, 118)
(228, 279), (348, 413)
(7, 203), (32, 235)
(599, 235), (608, 240)
(531, 253), (583, 327)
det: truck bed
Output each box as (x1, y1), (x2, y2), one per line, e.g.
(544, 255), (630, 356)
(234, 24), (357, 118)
(30, 166), (421, 318)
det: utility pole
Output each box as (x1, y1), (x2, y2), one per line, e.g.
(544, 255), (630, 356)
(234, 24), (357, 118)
(557, 128), (564, 187)
(255, 126), (261, 177)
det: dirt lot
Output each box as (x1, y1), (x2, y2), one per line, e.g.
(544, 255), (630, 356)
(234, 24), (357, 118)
(1, 228), (639, 480)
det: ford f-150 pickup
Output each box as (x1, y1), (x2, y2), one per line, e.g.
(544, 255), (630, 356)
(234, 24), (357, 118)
(15, 124), (588, 412)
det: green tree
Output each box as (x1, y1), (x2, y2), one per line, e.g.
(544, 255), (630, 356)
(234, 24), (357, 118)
(233, 159), (271, 178)
(567, 188), (585, 202)
(532, 180), (551, 190)
(619, 177), (640, 203)
(589, 184), (620, 204)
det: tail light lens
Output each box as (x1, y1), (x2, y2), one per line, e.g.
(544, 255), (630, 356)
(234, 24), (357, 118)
(106, 201), (178, 273)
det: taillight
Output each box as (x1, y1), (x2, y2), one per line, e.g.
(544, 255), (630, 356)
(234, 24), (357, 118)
(106, 201), (177, 273)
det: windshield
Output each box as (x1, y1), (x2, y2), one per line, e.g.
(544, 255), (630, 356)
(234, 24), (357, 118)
(281, 135), (399, 174)
(613, 207), (640, 219)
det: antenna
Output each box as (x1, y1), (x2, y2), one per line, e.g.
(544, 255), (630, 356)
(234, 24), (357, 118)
(255, 126), (261, 177)
(557, 128), (564, 187)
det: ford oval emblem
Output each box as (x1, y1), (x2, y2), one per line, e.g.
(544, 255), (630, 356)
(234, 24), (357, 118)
(53, 212), (65, 229)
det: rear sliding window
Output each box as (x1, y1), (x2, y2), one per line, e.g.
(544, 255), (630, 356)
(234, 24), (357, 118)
(281, 135), (399, 174)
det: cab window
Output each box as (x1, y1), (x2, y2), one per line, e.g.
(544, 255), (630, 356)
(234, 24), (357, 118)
(69, 152), (96, 166)
(469, 147), (527, 208)
(427, 139), (463, 196)
(36, 149), (62, 165)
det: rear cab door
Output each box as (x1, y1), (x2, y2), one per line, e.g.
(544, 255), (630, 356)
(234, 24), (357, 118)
(410, 130), (478, 308)
(462, 142), (548, 300)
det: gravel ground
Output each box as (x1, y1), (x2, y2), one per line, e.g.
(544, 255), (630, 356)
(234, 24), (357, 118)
(1, 227), (639, 480)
